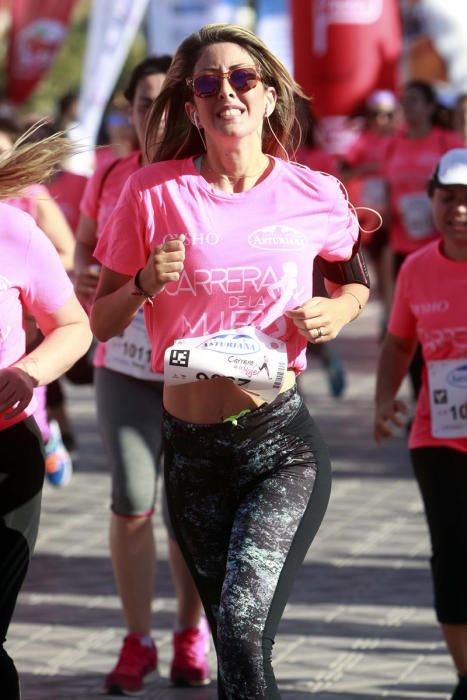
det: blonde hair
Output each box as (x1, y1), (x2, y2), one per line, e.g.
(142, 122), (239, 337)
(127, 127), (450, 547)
(145, 23), (307, 162)
(0, 122), (77, 200)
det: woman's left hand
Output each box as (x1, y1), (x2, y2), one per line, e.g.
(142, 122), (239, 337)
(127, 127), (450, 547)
(286, 296), (354, 344)
(0, 367), (36, 418)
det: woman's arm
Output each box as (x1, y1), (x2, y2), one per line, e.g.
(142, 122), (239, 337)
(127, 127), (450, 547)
(374, 332), (418, 444)
(36, 195), (76, 272)
(74, 214), (100, 305)
(286, 281), (369, 343)
(91, 234), (186, 342)
(0, 295), (92, 419)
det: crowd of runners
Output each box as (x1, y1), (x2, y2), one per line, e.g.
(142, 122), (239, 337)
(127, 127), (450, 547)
(0, 20), (467, 700)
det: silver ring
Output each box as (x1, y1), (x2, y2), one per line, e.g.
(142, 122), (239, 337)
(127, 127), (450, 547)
(316, 327), (323, 338)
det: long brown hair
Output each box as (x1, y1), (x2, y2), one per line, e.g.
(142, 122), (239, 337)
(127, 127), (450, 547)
(0, 122), (77, 200)
(145, 23), (306, 162)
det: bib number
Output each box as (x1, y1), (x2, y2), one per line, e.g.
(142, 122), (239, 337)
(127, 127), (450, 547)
(164, 326), (288, 402)
(104, 309), (156, 380)
(399, 192), (433, 239)
(361, 177), (387, 210)
(427, 359), (467, 438)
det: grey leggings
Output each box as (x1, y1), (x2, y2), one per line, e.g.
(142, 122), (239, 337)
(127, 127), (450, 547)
(94, 368), (171, 528)
(164, 386), (331, 699)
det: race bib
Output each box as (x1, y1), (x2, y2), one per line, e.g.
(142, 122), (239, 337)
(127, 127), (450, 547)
(399, 192), (433, 239)
(104, 308), (158, 381)
(164, 326), (288, 402)
(361, 177), (387, 210)
(427, 359), (467, 438)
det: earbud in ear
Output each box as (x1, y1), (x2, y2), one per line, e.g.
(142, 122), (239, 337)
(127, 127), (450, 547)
(193, 111), (201, 128)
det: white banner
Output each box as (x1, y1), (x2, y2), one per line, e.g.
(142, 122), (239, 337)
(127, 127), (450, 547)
(145, 0), (251, 56)
(255, 0), (293, 74)
(76, 0), (150, 156)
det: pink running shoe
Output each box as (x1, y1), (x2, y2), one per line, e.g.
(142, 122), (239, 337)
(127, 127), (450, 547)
(170, 617), (211, 687)
(105, 634), (157, 696)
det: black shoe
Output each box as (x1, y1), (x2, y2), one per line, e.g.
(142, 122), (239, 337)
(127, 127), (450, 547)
(0, 646), (21, 700)
(452, 676), (467, 700)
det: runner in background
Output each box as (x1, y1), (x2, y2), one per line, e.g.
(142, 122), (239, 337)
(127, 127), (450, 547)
(374, 148), (467, 700)
(453, 93), (467, 146)
(383, 80), (463, 400)
(0, 118), (77, 488)
(24, 120), (91, 461)
(74, 56), (209, 696)
(95, 96), (139, 169)
(0, 128), (92, 700)
(293, 95), (346, 397)
(91, 24), (370, 698)
(341, 90), (399, 336)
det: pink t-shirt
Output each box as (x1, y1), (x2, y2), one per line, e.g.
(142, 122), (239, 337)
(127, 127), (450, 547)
(295, 147), (339, 177)
(344, 129), (392, 209)
(47, 170), (88, 233)
(388, 240), (467, 453)
(384, 127), (463, 254)
(95, 156), (359, 375)
(0, 203), (74, 430)
(7, 183), (49, 221)
(81, 152), (140, 234)
(81, 151), (141, 368)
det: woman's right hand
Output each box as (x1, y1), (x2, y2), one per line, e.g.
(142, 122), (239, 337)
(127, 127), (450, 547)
(0, 367), (36, 419)
(139, 234), (186, 296)
(74, 264), (101, 305)
(374, 398), (409, 445)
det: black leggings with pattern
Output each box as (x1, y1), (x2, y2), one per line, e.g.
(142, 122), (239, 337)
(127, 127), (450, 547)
(163, 386), (331, 699)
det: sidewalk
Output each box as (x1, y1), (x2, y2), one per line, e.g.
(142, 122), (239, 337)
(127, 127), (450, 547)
(8, 300), (456, 699)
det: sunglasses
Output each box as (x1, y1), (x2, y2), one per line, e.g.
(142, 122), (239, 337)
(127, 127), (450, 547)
(186, 67), (262, 98)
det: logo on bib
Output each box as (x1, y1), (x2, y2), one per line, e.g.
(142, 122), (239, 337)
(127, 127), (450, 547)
(447, 364), (467, 388)
(197, 332), (260, 355)
(248, 225), (306, 252)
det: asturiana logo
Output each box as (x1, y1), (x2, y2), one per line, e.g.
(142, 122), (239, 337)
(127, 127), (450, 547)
(248, 225), (306, 252)
(447, 364), (467, 387)
(199, 333), (260, 355)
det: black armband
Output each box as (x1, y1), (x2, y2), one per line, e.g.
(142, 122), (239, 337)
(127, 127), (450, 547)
(315, 238), (370, 288)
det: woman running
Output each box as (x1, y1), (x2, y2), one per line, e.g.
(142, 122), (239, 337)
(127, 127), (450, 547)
(91, 24), (370, 699)
(0, 129), (92, 699)
(375, 148), (467, 700)
(74, 56), (209, 695)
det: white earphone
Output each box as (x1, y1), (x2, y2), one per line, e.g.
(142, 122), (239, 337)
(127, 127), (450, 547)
(193, 111), (201, 128)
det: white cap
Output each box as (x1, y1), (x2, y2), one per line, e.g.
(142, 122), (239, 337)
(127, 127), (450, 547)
(366, 89), (397, 112)
(434, 148), (467, 187)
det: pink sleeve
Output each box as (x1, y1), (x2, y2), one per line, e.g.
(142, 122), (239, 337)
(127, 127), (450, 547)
(22, 221), (74, 315)
(80, 169), (100, 220)
(342, 135), (365, 167)
(319, 176), (360, 261)
(446, 130), (465, 150)
(80, 160), (116, 220)
(387, 264), (417, 338)
(93, 176), (151, 276)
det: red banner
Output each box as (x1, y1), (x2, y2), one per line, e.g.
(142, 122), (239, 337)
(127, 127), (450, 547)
(6, 0), (76, 104)
(291, 0), (401, 151)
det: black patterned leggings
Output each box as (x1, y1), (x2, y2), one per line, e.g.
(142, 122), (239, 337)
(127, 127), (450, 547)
(163, 386), (331, 699)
